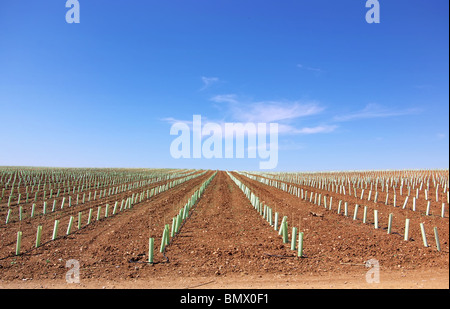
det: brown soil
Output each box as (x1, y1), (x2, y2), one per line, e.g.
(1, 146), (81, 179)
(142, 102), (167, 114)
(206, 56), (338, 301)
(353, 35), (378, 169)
(0, 171), (448, 290)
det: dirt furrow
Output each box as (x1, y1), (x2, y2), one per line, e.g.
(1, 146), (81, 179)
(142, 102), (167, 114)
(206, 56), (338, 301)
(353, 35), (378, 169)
(156, 171), (297, 278)
(0, 171), (213, 281)
(231, 171), (449, 274)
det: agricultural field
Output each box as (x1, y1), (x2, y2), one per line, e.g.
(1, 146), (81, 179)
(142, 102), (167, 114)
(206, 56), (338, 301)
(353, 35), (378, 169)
(0, 167), (448, 289)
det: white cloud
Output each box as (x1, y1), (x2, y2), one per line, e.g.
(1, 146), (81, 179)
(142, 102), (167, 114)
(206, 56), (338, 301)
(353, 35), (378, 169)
(210, 94), (239, 105)
(212, 95), (324, 123)
(200, 76), (219, 90)
(291, 125), (338, 135)
(297, 63), (324, 76)
(209, 94), (336, 135)
(334, 103), (420, 122)
(415, 84), (434, 90)
(162, 95), (337, 139)
(160, 117), (193, 126)
(233, 101), (324, 123)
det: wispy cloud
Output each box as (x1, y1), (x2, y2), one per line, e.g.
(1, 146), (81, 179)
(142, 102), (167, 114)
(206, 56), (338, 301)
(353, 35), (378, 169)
(160, 117), (193, 126)
(210, 94), (239, 105)
(209, 94), (337, 135)
(235, 101), (323, 123)
(289, 125), (338, 135)
(162, 94), (337, 137)
(414, 84), (434, 90)
(437, 133), (446, 140)
(297, 63), (324, 76)
(211, 95), (324, 123)
(333, 103), (420, 122)
(200, 76), (219, 91)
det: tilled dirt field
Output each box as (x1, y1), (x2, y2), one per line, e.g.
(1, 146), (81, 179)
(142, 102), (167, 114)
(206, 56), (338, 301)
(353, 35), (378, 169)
(0, 171), (448, 289)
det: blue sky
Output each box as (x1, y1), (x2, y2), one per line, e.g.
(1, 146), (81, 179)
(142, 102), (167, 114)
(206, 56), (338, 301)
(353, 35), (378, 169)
(0, 0), (448, 171)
